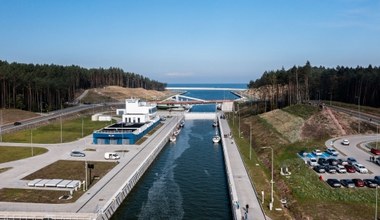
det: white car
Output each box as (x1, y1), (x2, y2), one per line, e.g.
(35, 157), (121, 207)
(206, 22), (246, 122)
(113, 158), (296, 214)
(353, 163), (368, 173)
(341, 139), (350, 145)
(335, 165), (347, 173)
(313, 149), (323, 156)
(308, 157), (318, 166)
(326, 148), (339, 156)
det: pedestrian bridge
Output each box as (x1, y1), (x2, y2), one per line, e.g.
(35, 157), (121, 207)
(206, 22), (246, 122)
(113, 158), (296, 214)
(166, 87), (246, 91)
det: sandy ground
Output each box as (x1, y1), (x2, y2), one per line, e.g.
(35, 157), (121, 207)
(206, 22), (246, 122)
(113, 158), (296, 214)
(92, 86), (174, 101)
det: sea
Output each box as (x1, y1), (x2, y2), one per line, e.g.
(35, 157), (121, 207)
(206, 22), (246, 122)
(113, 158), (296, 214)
(111, 84), (245, 220)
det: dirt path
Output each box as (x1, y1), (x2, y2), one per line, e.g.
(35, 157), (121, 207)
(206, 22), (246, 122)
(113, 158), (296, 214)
(325, 107), (346, 135)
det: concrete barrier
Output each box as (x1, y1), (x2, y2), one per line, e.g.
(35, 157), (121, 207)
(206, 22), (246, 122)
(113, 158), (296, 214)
(184, 112), (216, 120)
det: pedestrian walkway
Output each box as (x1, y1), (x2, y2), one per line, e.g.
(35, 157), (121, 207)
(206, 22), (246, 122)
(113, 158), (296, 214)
(219, 117), (267, 220)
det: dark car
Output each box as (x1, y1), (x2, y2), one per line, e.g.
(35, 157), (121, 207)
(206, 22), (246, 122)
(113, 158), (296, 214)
(374, 176), (380, 184)
(313, 165), (326, 173)
(352, 178), (365, 187)
(364, 179), (378, 188)
(337, 158), (348, 166)
(347, 157), (357, 165)
(13, 121), (21, 126)
(318, 158), (329, 166)
(340, 179), (355, 188)
(326, 179), (341, 188)
(371, 148), (380, 155)
(324, 165), (337, 174)
(344, 165), (356, 173)
(327, 158), (338, 166)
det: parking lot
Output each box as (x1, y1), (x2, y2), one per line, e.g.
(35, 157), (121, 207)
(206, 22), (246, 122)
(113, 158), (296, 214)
(300, 134), (380, 187)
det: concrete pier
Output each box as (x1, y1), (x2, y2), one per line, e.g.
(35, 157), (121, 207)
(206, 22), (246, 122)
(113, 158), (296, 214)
(218, 116), (267, 220)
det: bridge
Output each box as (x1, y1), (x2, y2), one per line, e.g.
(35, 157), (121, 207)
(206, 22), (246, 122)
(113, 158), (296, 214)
(166, 87), (246, 91)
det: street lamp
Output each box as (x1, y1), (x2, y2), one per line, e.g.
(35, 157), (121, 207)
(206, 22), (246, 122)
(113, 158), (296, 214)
(356, 95), (361, 133)
(261, 146), (274, 210)
(238, 103), (241, 138)
(249, 123), (252, 160)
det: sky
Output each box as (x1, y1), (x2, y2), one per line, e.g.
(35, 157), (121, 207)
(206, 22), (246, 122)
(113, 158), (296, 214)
(0, 0), (379, 84)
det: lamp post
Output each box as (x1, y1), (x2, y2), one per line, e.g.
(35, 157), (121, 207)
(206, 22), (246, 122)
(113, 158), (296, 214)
(60, 113), (63, 143)
(238, 103), (241, 138)
(356, 95), (361, 133)
(376, 185), (378, 220)
(261, 146), (274, 210)
(30, 129), (34, 156)
(249, 123), (252, 160)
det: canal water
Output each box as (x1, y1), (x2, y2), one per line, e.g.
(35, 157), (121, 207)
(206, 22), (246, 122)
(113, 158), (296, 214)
(112, 84), (244, 219)
(111, 119), (232, 219)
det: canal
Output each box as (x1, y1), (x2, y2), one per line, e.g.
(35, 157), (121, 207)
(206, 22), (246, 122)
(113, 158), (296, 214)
(111, 119), (232, 219)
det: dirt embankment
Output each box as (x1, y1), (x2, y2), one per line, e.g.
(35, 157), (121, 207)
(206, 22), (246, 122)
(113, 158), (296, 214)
(81, 86), (175, 103)
(260, 106), (376, 142)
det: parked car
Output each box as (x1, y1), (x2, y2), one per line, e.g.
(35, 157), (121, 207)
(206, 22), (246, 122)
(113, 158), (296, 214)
(376, 157), (380, 165)
(318, 158), (329, 166)
(337, 158), (349, 166)
(324, 165), (337, 174)
(70, 150), (86, 157)
(104, 152), (120, 160)
(313, 149), (323, 156)
(313, 165), (326, 173)
(347, 157), (358, 165)
(344, 164), (356, 173)
(353, 163), (368, 173)
(13, 121), (21, 126)
(340, 179), (355, 188)
(299, 150), (308, 157)
(364, 179), (378, 188)
(335, 165), (347, 173)
(352, 178), (365, 187)
(326, 179), (341, 188)
(308, 157), (318, 166)
(341, 139), (350, 145)
(371, 148), (380, 155)
(326, 148), (339, 156)
(327, 158), (338, 166)
(374, 176), (380, 184)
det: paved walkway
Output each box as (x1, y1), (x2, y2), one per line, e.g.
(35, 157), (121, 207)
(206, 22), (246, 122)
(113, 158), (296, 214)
(219, 117), (267, 220)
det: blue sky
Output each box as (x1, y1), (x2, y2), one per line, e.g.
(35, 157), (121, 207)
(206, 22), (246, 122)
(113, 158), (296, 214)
(0, 0), (379, 83)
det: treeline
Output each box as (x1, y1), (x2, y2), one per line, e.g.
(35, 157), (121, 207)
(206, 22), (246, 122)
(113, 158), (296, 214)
(0, 60), (166, 111)
(248, 61), (380, 108)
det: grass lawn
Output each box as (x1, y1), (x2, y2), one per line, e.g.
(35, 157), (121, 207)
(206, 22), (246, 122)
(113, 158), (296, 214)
(0, 188), (83, 204)
(0, 167), (12, 173)
(2, 116), (114, 143)
(0, 146), (48, 163)
(23, 160), (117, 182)
(0, 160), (118, 203)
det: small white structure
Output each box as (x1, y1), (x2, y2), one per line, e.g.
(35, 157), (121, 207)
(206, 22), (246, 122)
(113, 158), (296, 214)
(92, 114), (111, 121)
(117, 98), (157, 124)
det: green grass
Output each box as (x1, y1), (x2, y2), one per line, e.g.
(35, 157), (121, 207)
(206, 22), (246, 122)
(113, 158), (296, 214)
(0, 188), (83, 204)
(23, 160), (117, 182)
(0, 146), (48, 163)
(282, 104), (319, 120)
(368, 142), (380, 149)
(0, 167), (12, 173)
(2, 116), (115, 143)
